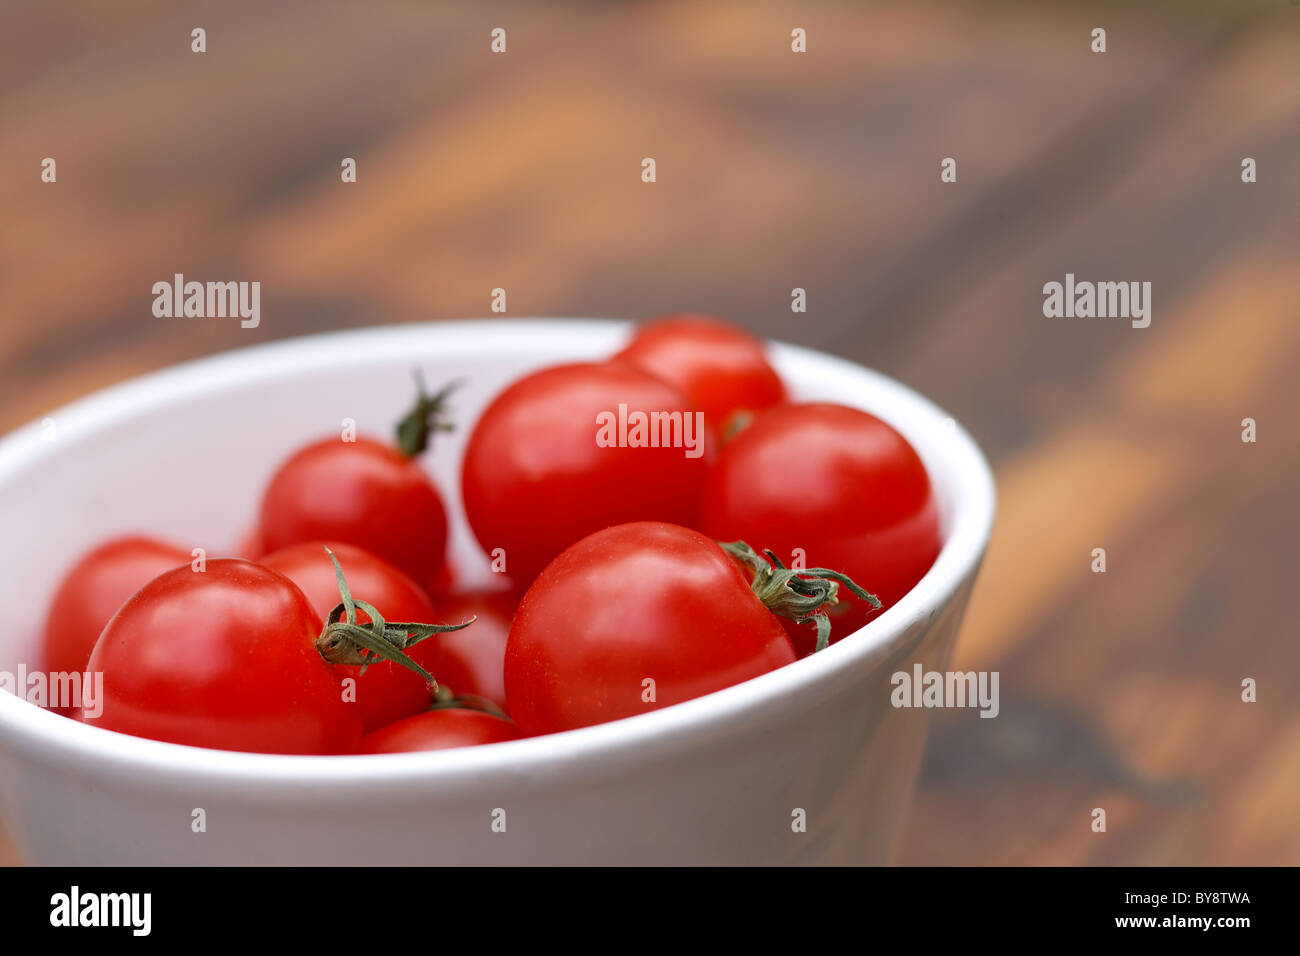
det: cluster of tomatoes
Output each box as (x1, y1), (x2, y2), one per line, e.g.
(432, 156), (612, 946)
(40, 315), (941, 755)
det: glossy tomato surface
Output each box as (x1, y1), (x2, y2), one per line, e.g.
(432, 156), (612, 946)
(360, 707), (521, 753)
(614, 314), (785, 436)
(505, 522), (795, 735)
(85, 559), (361, 754)
(462, 362), (711, 586)
(42, 536), (189, 681)
(701, 402), (941, 652)
(258, 435), (448, 592)
(260, 541), (444, 732)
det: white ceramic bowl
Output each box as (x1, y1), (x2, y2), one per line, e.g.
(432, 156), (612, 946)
(0, 320), (993, 865)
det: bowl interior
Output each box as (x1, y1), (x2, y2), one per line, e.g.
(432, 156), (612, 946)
(0, 319), (993, 771)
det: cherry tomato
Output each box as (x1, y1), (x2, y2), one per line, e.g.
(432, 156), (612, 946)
(41, 536), (190, 687)
(360, 707), (521, 753)
(261, 541), (450, 732)
(701, 403), (941, 654)
(419, 589), (516, 712)
(462, 362), (712, 586)
(84, 559), (362, 754)
(258, 435), (448, 592)
(505, 522), (797, 735)
(614, 314), (786, 436)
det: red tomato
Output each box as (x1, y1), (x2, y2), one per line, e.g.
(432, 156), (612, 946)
(41, 536), (190, 686)
(429, 559), (456, 597)
(462, 362), (712, 586)
(701, 403), (941, 654)
(258, 435), (448, 592)
(361, 707), (521, 753)
(505, 522), (797, 735)
(614, 314), (785, 436)
(419, 590), (516, 712)
(261, 541), (450, 732)
(84, 559), (362, 754)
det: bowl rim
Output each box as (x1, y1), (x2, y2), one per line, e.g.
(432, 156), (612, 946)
(0, 319), (995, 788)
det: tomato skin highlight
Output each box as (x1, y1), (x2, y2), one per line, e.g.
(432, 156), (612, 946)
(461, 362), (712, 587)
(421, 590), (515, 712)
(41, 536), (190, 684)
(260, 541), (443, 732)
(615, 314), (786, 436)
(361, 707), (521, 753)
(504, 522), (796, 735)
(701, 403), (942, 652)
(258, 435), (448, 594)
(84, 559), (362, 755)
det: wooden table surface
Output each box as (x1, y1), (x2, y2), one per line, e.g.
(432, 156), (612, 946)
(2, 1), (1297, 865)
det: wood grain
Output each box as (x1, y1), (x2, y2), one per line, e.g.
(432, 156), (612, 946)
(2, 0), (1297, 865)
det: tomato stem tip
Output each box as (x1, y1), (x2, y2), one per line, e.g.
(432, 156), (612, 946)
(314, 547), (471, 690)
(718, 540), (881, 653)
(395, 371), (461, 458)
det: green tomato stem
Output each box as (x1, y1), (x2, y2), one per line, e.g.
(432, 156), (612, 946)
(718, 540), (881, 653)
(313, 547), (475, 692)
(426, 686), (512, 721)
(394, 371), (460, 458)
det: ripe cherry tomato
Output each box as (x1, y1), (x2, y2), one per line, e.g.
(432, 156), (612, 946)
(84, 559), (362, 754)
(261, 541), (453, 732)
(41, 536), (190, 687)
(505, 522), (797, 735)
(360, 707), (521, 753)
(614, 314), (786, 437)
(462, 362), (711, 586)
(258, 436), (448, 592)
(418, 590), (515, 712)
(257, 380), (455, 593)
(701, 403), (941, 653)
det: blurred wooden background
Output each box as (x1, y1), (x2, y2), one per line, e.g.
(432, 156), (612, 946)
(2, 0), (1298, 865)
